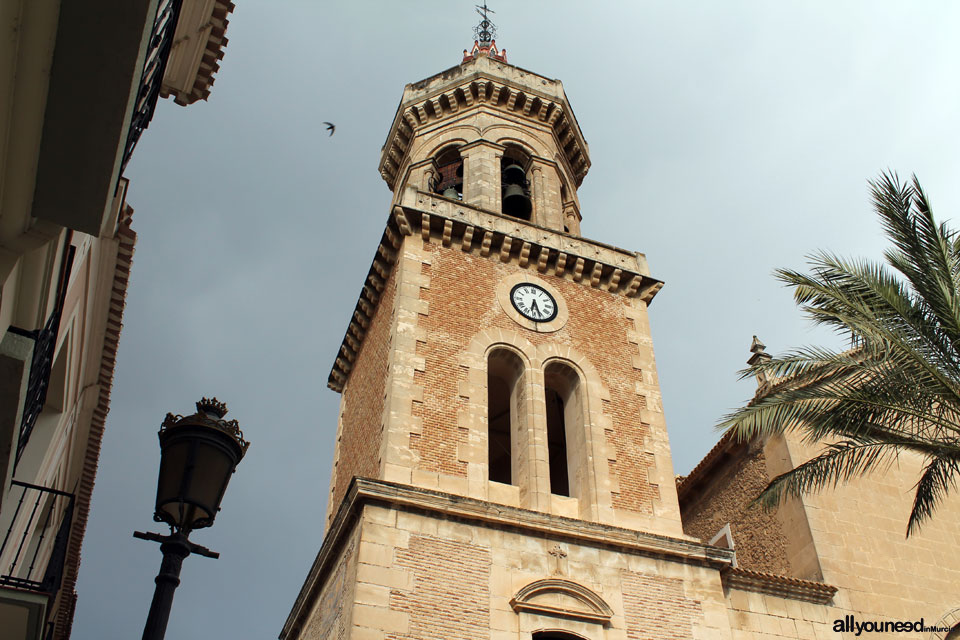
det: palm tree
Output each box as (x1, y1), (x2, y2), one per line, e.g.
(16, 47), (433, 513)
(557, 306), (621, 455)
(719, 172), (960, 536)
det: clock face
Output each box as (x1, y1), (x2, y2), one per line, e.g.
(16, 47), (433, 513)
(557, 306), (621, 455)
(510, 283), (558, 322)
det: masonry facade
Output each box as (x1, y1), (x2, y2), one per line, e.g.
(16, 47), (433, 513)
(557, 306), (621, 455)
(0, 2), (235, 637)
(282, 40), (960, 640)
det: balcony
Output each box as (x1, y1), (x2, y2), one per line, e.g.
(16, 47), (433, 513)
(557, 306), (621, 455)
(0, 481), (75, 640)
(121, 0), (184, 174)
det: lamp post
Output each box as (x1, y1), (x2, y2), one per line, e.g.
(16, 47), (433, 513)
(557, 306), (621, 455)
(135, 397), (249, 640)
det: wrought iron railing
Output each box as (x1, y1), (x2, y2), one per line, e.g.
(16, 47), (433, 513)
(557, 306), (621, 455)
(9, 315), (58, 465)
(0, 481), (75, 596)
(9, 246), (75, 467)
(120, 0), (183, 173)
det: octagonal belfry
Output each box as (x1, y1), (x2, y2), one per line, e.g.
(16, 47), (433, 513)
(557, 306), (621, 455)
(379, 44), (590, 236)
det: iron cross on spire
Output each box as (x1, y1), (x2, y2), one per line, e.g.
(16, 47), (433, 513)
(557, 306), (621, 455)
(474, 2), (497, 45)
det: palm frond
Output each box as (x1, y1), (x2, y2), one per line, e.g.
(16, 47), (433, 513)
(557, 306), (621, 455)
(754, 441), (899, 509)
(906, 456), (960, 537)
(720, 171), (960, 535)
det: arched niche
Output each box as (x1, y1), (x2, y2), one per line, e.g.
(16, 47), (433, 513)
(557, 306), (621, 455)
(510, 578), (613, 626)
(543, 359), (590, 503)
(487, 347), (526, 485)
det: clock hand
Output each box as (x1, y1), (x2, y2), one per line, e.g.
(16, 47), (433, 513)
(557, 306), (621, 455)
(530, 299), (540, 315)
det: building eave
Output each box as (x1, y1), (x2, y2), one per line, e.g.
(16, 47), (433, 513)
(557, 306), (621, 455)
(675, 431), (741, 505)
(30, 0), (159, 237)
(722, 566), (837, 604)
(160, 0), (235, 105)
(53, 211), (136, 639)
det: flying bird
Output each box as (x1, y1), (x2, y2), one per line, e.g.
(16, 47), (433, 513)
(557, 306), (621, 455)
(323, 122), (335, 136)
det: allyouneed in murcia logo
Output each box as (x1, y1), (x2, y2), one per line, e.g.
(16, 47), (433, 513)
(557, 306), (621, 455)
(833, 615), (951, 636)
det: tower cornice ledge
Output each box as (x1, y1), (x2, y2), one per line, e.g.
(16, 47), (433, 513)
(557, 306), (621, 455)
(379, 55), (590, 190)
(327, 189), (663, 392)
(280, 477), (734, 640)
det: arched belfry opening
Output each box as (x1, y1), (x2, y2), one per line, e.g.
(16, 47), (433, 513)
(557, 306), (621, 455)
(434, 145), (463, 200)
(487, 348), (525, 485)
(501, 145), (532, 221)
(544, 361), (586, 499)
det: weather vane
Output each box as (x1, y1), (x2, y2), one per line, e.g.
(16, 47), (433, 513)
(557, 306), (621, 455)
(474, 2), (497, 45)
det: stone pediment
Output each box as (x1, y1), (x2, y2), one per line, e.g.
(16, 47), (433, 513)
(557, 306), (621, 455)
(510, 578), (613, 626)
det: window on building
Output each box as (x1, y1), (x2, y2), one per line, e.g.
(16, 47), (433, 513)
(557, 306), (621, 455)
(543, 361), (584, 498)
(487, 349), (525, 485)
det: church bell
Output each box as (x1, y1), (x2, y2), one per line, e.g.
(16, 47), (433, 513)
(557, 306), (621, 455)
(501, 164), (532, 220)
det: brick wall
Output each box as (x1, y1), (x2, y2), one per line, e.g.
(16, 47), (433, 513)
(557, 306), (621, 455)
(621, 570), (703, 640)
(411, 260), (468, 477)
(414, 239), (659, 512)
(388, 533), (491, 640)
(680, 442), (792, 575)
(330, 269), (398, 516)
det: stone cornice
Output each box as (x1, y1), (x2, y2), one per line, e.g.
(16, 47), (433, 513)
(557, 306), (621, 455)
(379, 61), (590, 190)
(280, 478), (733, 640)
(161, 0), (234, 105)
(722, 567), (837, 604)
(55, 209), (137, 639)
(327, 190), (663, 392)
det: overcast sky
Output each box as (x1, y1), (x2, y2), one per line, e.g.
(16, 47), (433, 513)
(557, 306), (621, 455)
(71, 2), (960, 638)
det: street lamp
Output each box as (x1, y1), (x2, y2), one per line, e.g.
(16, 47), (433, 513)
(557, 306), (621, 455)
(134, 397), (249, 640)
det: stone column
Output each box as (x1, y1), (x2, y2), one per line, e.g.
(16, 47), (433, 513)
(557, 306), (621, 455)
(530, 159), (564, 231)
(531, 165), (544, 226)
(514, 367), (552, 511)
(460, 140), (504, 212)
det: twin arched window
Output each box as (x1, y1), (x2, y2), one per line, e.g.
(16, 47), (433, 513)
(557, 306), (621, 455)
(431, 144), (535, 221)
(487, 349), (585, 498)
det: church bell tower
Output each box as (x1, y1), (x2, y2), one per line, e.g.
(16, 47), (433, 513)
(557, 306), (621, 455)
(282, 13), (735, 640)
